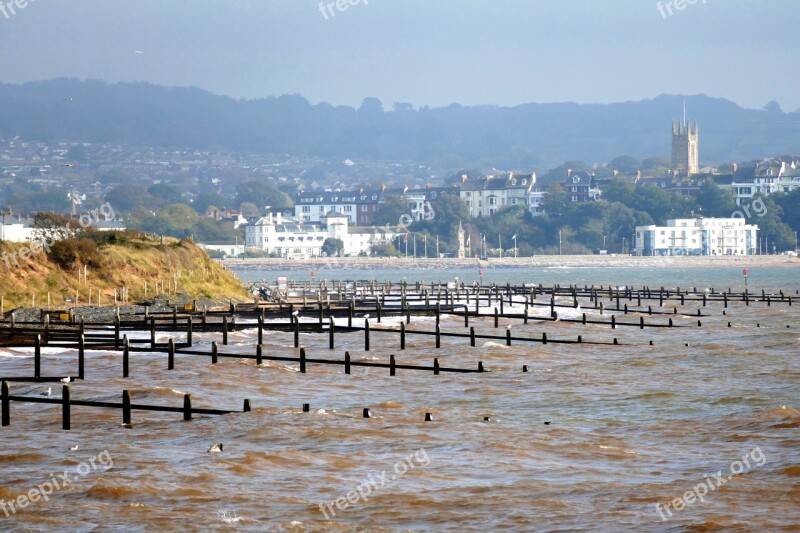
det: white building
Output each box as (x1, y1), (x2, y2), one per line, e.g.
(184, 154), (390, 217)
(460, 172), (536, 218)
(731, 158), (800, 205)
(245, 211), (406, 259)
(635, 217), (759, 256)
(527, 190), (547, 216)
(0, 216), (37, 242)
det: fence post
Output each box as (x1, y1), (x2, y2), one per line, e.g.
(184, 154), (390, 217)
(212, 341), (218, 365)
(1, 381), (9, 427)
(435, 324), (441, 348)
(300, 347), (306, 373)
(187, 317), (193, 346)
(223, 316), (229, 345)
(345, 351), (351, 375)
(390, 354), (396, 376)
(78, 334), (85, 380)
(470, 327), (475, 347)
(329, 317), (335, 350)
(258, 314), (264, 345)
(150, 317), (156, 349)
(433, 358), (440, 375)
(35, 334), (41, 378)
(168, 338), (175, 370)
(364, 319), (370, 351)
(123, 335), (129, 377)
(256, 345), (263, 366)
(114, 316), (120, 350)
(294, 317), (300, 348)
(122, 389), (131, 425)
(400, 322), (406, 350)
(62, 385), (71, 430)
(183, 394), (192, 421)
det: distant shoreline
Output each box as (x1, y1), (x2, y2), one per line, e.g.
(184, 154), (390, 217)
(223, 255), (799, 271)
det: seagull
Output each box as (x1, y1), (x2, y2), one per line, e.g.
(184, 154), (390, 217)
(68, 445), (79, 451)
(135, 50), (144, 54)
(207, 443), (223, 453)
(363, 314), (370, 320)
(60, 376), (72, 383)
(291, 310), (299, 317)
(41, 387), (51, 398)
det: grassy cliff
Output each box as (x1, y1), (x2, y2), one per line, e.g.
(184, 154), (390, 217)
(0, 230), (250, 311)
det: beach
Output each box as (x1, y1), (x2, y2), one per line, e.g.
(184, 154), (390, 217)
(225, 254), (799, 272)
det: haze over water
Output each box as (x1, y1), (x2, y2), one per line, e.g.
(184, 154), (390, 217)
(1, 266), (799, 531)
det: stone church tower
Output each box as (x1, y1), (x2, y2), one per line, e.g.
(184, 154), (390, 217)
(671, 106), (699, 175)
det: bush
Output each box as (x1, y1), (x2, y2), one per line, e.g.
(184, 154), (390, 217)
(47, 239), (103, 269)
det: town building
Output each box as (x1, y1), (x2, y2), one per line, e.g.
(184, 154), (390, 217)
(634, 217), (759, 256)
(244, 211), (406, 259)
(730, 158), (800, 205)
(460, 172), (536, 217)
(565, 170), (601, 202)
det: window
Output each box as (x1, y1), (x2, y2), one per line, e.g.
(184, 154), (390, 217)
(302, 206), (310, 213)
(361, 205), (368, 212)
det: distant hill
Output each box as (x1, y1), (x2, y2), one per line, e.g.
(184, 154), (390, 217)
(1, 78), (798, 168)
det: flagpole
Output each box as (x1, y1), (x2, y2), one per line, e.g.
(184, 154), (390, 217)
(436, 235), (440, 258)
(424, 236), (427, 258)
(513, 235), (517, 258)
(413, 234), (417, 258)
(499, 234), (502, 258)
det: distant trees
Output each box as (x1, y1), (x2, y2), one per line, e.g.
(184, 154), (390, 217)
(235, 180), (293, 209)
(321, 237), (344, 257)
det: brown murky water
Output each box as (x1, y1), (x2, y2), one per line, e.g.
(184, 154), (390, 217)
(2, 267), (799, 532)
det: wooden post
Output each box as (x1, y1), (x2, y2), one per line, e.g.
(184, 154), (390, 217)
(243, 399), (251, 412)
(348, 300), (353, 328)
(1, 381), (9, 427)
(223, 316), (229, 345)
(258, 314), (264, 345)
(35, 334), (41, 378)
(344, 351), (351, 375)
(123, 335), (129, 377)
(211, 341), (218, 365)
(43, 314), (50, 345)
(168, 338), (175, 370)
(329, 317), (335, 349)
(183, 394), (192, 421)
(294, 317), (300, 348)
(114, 316), (120, 350)
(611, 315), (616, 329)
(506, 328), (511, 346)
(400, 322), (406, 350)
(390, 354), (396, 376)
(470, 327), (475, 347)
(122, 389), (131, 425)
(494, 307), (499, 328)
(364, 319), (370, 351)
(543, 332), (548, 344)
(150, 317), (156, 349)
(187, 317), (193, 346)
(433, 358), (440, 375)
(435, 324), (441, 348)
(376, 301), (382, 323)
(300, 347), (306, 373)
(464, 305), (469, 328)
(78, 334), (85, 380)
(62, 385), (71, 430)
(256, 345), (263, 366)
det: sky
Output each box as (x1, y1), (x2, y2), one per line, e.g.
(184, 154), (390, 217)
(1, 0), (799, 112)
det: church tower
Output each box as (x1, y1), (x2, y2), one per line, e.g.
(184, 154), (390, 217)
(671, 104), (699, 175)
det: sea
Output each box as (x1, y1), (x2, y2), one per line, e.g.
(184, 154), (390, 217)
(1, 265), (798, 532)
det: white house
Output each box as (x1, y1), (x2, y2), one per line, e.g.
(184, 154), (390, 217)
(460, 172), (536, 218)
(245, 211), (407, 259)
(635, 217), (759, 256)
(731, 158), (800, 205)
(0, 216), (37, 242)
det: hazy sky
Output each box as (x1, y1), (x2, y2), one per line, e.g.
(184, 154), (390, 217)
(1, 0), (798, 111)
